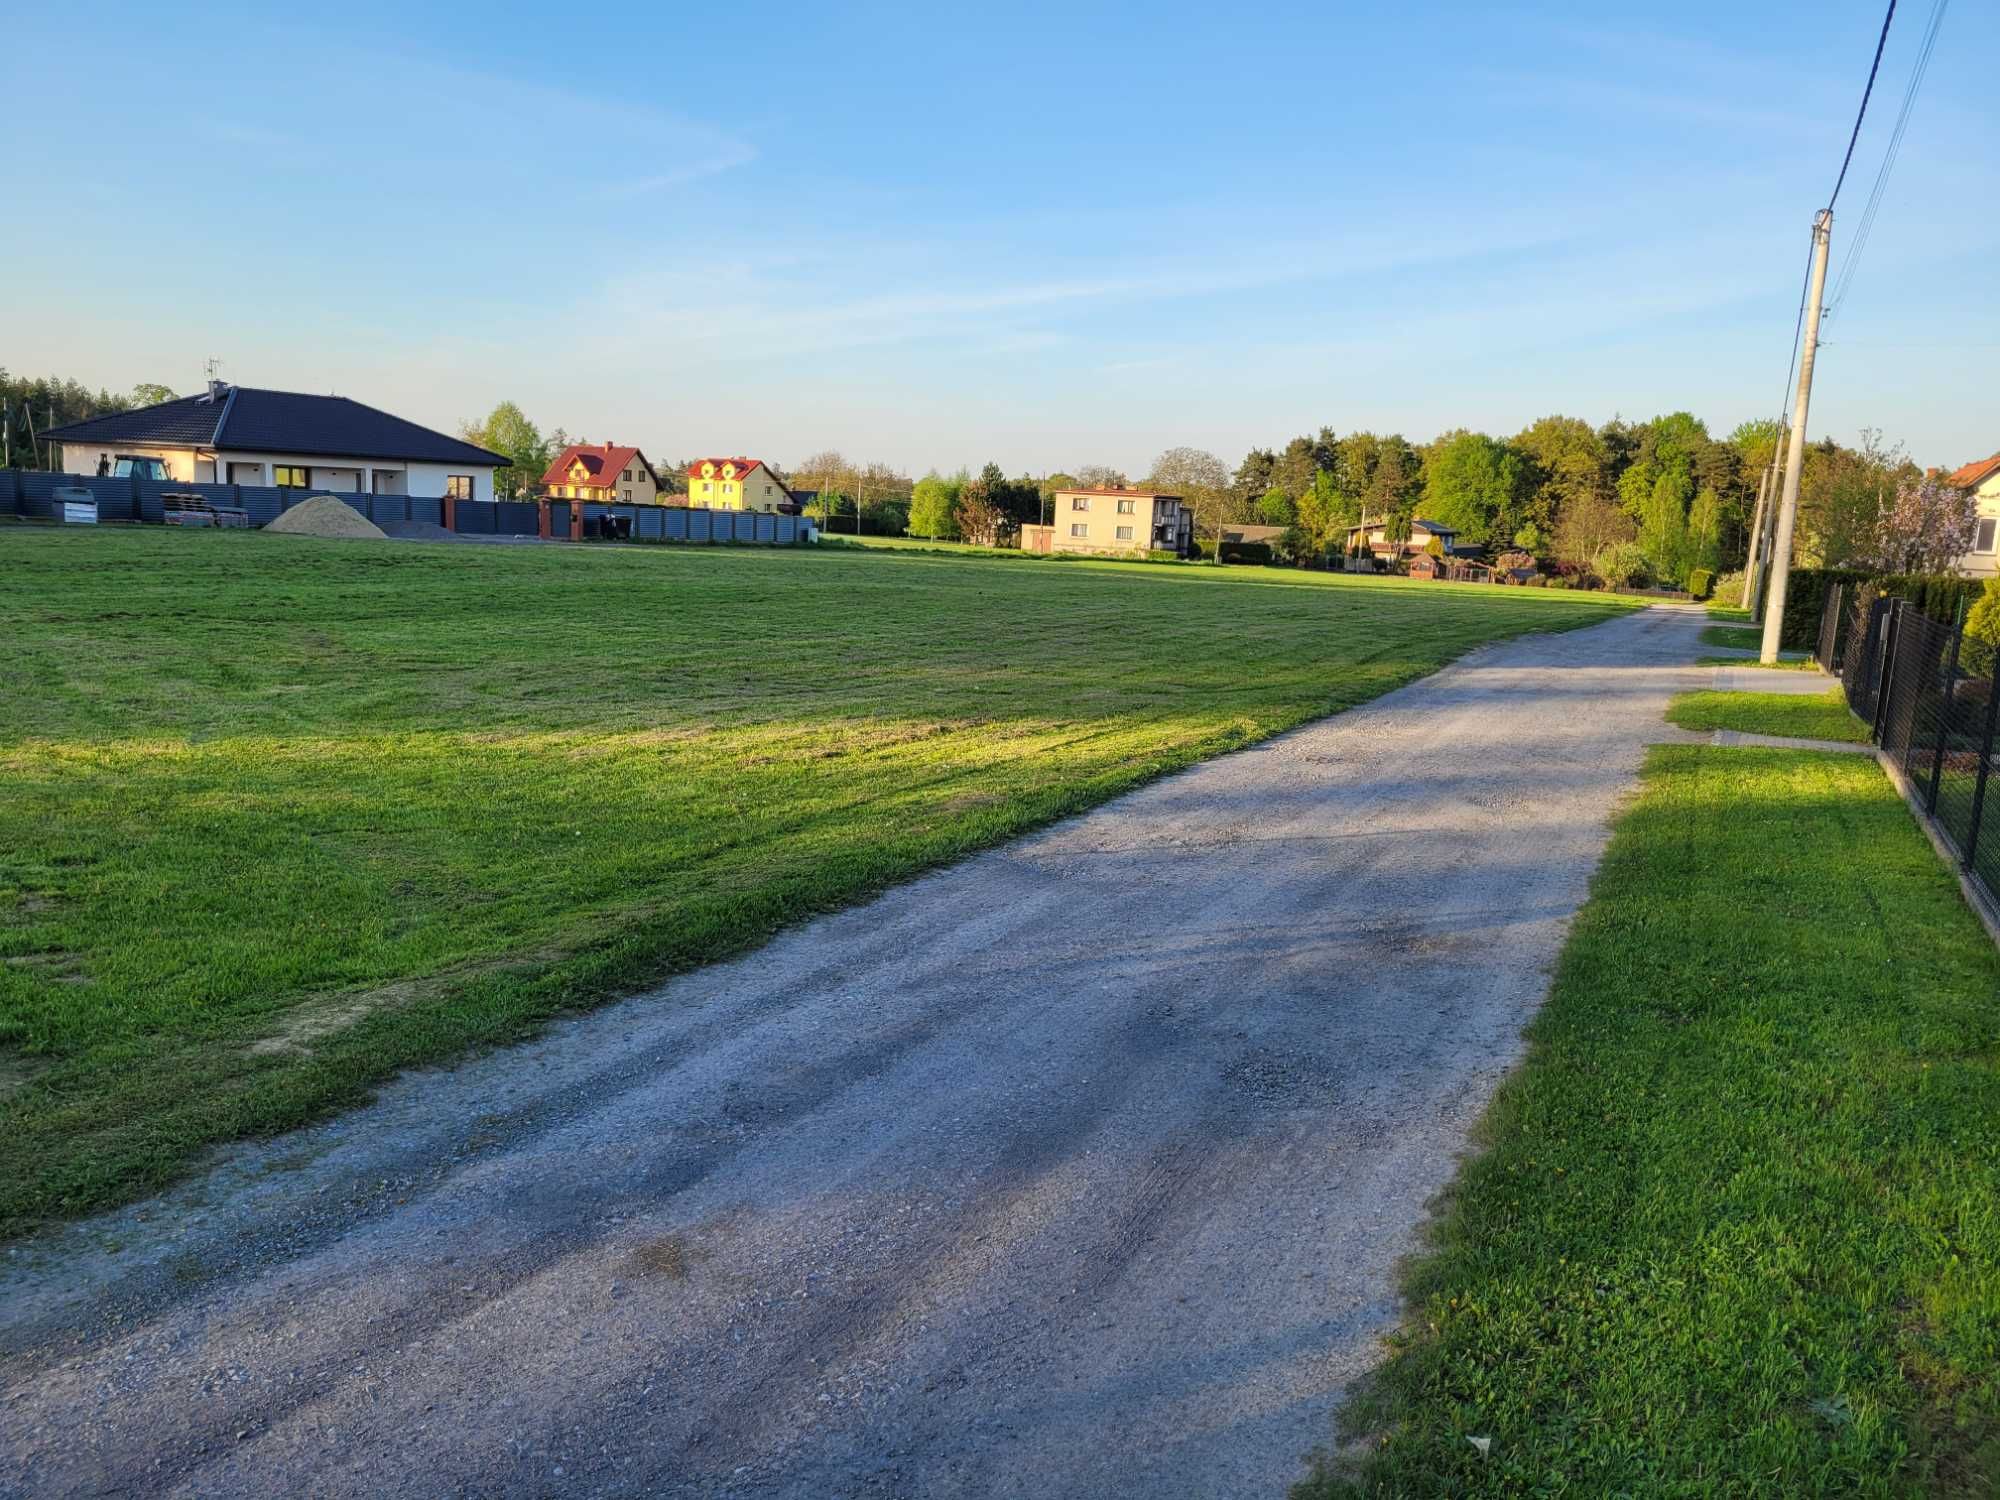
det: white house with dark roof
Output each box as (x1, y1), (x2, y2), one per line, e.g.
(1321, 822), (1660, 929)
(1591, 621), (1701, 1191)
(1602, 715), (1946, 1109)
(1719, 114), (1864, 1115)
(46, 382), (507, 500)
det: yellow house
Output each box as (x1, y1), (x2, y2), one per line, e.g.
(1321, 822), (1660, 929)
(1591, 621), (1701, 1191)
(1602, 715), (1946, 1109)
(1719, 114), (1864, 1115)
(686, 457), (792, 512)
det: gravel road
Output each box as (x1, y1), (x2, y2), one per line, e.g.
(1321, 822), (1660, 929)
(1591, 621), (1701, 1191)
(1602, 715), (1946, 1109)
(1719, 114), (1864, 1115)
(0, 605), (1710, 1499)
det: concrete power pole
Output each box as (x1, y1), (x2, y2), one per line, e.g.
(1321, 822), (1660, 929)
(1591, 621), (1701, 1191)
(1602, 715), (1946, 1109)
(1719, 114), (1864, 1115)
(1759, 209), (1833, 665)
(1747, 440), (1785, 622)
(1741, 463), (1772, 611)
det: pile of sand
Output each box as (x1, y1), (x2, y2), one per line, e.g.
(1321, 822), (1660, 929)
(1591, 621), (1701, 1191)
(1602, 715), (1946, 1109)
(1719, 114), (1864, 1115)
(264, 495), (386, 540)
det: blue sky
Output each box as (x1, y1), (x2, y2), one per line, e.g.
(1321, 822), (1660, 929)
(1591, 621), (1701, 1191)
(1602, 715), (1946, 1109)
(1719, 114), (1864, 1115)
(6, 1), (1994, 476)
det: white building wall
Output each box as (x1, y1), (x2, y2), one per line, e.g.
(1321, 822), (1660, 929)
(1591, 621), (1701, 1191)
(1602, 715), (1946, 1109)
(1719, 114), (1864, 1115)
(213, 452), (494, 500)
(1960, 481), (2000, 579)
(58, 442), (201, 482)
(404, 461), (496, 501)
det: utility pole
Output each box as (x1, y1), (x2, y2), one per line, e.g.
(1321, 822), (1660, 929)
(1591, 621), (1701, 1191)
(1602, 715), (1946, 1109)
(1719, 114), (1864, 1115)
(1746, 439), (1784, 620)
(1759, 209), (1833, 665)
(1741, 463), (1771, 611)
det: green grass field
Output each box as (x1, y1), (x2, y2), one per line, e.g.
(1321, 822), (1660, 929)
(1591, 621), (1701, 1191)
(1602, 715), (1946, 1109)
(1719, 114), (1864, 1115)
(1667, 687), (1870, 743)
(0, 526), (1632, 1235)
(1701, 623), (1764, 650)
(1298, 748), (2000, 1496)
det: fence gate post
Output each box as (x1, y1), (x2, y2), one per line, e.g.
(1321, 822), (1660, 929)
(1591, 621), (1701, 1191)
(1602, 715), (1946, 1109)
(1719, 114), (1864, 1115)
(1925, 624), (1963, 814)
(1963, 655), (2000, 873)
(1871, 601), (1902, 744)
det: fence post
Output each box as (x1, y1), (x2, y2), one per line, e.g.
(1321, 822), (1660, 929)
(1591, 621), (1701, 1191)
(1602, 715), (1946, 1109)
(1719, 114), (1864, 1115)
(1925, 623), (1962, 814)
(1819, 582), (1843, 672)
(1963, 654), (2000, 873)
(1871, 601), (1902, 744)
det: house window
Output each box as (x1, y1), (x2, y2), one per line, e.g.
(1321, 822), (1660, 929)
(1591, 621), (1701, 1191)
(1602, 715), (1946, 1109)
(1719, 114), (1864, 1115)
(1117, 498), (1135, 514)
(1070, 523), (1088, 537)
(1071, 496), (1090, 511)
(623, 488), (632, 502)
(702, 481), (712, 493)
(1115, 525), (1134, 540)
(1976, 517), (1998, 554)
(623, 469), (632, 481)
(445, 475), (473, 500)
(274, 465), (308, 488)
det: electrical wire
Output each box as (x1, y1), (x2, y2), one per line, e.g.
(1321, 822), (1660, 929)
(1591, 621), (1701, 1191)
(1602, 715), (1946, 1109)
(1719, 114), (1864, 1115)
(1827, 0), (1899, 210)
(1825, 0), (1950, 317)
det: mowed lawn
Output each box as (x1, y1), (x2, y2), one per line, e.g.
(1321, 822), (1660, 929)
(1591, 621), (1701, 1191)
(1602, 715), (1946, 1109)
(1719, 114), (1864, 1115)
(0, 526), (1632, 1234)
(1299, 748), (2000, 1496)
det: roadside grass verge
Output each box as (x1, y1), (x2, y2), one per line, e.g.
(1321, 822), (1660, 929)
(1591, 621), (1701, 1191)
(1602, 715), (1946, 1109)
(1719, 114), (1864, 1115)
(1695, 654), (1818, 670)
(0, 527), (1635, 1236)
(1666, 687), (1869, 743)
(1708, 601), (1752, 621)
(1701, 623), (1764, 650)
(1298, 747), (2000, 1496)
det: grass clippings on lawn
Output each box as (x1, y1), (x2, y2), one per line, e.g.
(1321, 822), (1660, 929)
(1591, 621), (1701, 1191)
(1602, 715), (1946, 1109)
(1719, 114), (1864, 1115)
(1297, 746), (2000, 1497)
(0, 526), (1635, 1235)
(1667, 687), (1869, 743)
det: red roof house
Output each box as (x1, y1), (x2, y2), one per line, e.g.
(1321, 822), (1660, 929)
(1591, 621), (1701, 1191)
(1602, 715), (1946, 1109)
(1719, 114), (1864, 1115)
(541, 443), (662, 502)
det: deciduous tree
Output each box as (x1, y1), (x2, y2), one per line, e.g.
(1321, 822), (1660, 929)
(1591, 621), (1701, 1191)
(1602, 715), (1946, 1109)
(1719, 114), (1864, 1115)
(459, 401), (551, 501)
(908, 472), (962, 539)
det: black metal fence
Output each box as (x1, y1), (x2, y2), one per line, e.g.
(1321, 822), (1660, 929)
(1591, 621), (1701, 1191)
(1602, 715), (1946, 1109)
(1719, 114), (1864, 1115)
(1826, 585), (2000, 915)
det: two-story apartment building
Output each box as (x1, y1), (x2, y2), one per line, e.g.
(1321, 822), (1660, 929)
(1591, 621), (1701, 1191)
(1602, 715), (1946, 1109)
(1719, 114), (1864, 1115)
(1022, 487), (1191, 557)
(1947, 452), (2000, 578)
(539, 443), (663, 504)
(686, 457), (792, 512)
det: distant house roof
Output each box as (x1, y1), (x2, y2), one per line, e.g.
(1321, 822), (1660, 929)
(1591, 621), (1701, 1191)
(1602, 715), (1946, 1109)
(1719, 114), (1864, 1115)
(1946, 452), (2000, 490)
(541, 442), (654, 490)
(688, 456), (772, 478)
(1221, 523), (1288, 543)
(45, 384), (506, 467)
(1343, 515), (1458, 536)
(1054, 486), (1182, 500)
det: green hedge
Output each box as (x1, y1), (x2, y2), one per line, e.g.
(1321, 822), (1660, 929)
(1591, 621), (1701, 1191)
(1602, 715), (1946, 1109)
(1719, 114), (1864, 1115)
(1778, 569), (1984, 651)
(1218, 541), (1274, 566)
(1685, 568), (1714, 600)
(1879, 573), (1984, 626)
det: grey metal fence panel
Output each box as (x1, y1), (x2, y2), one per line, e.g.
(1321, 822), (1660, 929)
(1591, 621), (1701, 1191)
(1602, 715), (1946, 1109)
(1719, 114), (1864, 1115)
(547, 502), (570, 537)
(637, 506), (663, 539)
(456, 500), (498, 534)
(493, 502), (539, 535)
(232, 486), (290, 525)
(0, 468), (17, 512)
(410, 496), (443, 528)
(665, 507), (689, 540)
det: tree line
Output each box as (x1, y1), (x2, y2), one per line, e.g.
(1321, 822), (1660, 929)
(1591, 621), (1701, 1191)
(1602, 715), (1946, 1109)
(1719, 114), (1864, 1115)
(14, 377), (1960, 581)
(0, 372), (178, 469)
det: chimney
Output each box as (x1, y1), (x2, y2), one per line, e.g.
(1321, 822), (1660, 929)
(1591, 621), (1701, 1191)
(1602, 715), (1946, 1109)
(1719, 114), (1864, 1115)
(200, 378), (230, 404)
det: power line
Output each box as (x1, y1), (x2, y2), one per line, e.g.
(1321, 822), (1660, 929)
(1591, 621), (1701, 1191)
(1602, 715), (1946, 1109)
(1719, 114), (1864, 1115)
(1827, 0), (1899, 210)
(1825, 0), (1950, 318)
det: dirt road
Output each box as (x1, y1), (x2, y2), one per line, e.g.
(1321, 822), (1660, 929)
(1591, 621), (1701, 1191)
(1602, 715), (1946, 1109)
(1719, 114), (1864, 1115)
(0, 606), (1708, 1499)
